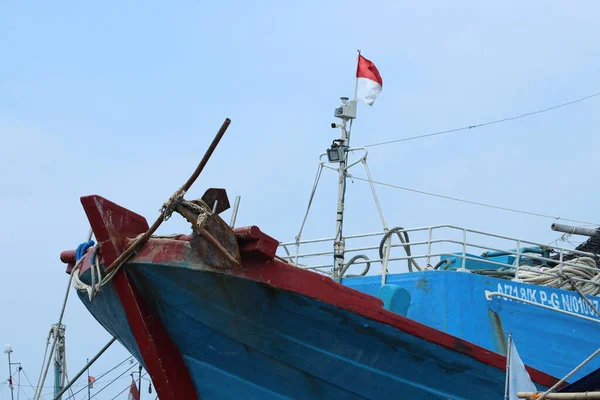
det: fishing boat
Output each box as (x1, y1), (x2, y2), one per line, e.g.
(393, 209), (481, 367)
(57, 106), (568, 400)
(59, 189), (559, 400)
(56, 58), (599, 398)
(274, 88), (600, 384)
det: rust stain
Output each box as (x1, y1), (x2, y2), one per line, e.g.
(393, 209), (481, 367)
(487, 309), (508, 356)
(416, 277), (432, 293)
(453, 338), (473, 354)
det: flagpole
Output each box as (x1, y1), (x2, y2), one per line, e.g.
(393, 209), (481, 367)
(138, 365), (142, 400)
(347, 49), (361, 143)
(353, 49), (361, 101)
(504, 334), (512, 400)
(86, 358), (90, 400)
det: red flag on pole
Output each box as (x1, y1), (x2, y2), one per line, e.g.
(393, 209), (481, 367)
(128, 378), (140, 400)
(355, 53), (383, 106)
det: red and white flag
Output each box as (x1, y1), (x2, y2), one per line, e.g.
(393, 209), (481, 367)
(128, 379), (140, 400)
(355, 54), (383, 106)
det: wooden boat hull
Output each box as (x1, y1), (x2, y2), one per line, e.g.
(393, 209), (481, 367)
(65, 195), (559, 399)
(345, 271), (600, 381)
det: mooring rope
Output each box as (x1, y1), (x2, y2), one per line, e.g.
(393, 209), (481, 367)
(475, 257), (600, 297)
(535, 347), (600, 399)
(70, 118), (231, 301)
(515, 258), (600, 296)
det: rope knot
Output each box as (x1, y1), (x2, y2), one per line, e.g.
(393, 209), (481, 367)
(161, 189), (186, 221)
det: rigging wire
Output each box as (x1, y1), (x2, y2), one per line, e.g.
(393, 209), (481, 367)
(16, 367), (32, 400)
(52, 337), (116, 400)
(21, 368), (37, 390)
(90, 357), (133, 383)
(63, 342), (77, 400)
(108, 372), (147, 400)
(348, 174), (600, 226)
(33, 332), (53, 399)
(13, 368), (81, 392)
(88, 363), (139, 400)
(16, 366), (22, 400)
(12, 368), (35, 400)
(363, 90), (600, 148)
(61, 371), (76, 400)
(35, 229), (93, 400)
(64, 356), (133, 400)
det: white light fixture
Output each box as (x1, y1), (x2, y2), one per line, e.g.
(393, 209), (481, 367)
(4, 344), (12, 354)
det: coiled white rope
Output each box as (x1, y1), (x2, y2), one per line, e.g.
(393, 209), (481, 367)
(516, 257), (600, 296)
(71, 246), (132, 302)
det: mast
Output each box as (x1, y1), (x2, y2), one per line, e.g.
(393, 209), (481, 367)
(328, 97), (357, 278)
(53, 324), (66, 400)
(138, 364), (142, 399)
(4, 344), (14, 400)
(87, 358), (91, 400)
(131, 364), (143, 399)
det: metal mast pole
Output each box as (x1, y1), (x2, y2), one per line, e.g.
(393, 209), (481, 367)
(329, 97), (357, 279)
(53, 325), (66, 400)
(5, 344), (14, 400)
(332, 51), (362, 279)
(138, 365), (142, 399)
(86, 358), (90, 400)
(333, 117), (348, 278)
(504, 334), (513, 400)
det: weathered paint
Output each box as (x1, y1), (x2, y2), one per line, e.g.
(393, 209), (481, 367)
(80, 195), (198, 400)
(126, 233), (559, 389)
(343, 271), (600, 381)
(487, 309), (507, 356)
(234, 225), (279, 260)
(65, 195), (562, 399)
(132, 265), (534, 399)
(77, 259), (550, 399)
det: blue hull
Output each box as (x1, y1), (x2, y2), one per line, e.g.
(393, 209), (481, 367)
(344, 270), (600, 381)
(78, 264), (544, 399)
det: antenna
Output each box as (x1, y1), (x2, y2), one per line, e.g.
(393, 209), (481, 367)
(4, 344), (15, 400)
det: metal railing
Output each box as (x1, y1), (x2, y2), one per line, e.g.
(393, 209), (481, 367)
(277, 224), (600, 290)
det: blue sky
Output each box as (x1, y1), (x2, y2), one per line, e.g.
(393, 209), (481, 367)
(2, 1), (600, 398)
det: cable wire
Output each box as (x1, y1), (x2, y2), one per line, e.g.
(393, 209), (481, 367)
(64, 356), (133, 400)
(16, 367), (22, 400)
(349, 174), (600, 226)
(364, 91), (600, 148)
(17, 368), (40, 400)
(16, 368), (70, 392)
(108, 372), (147, 400)
(88, 363), (138, 399)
